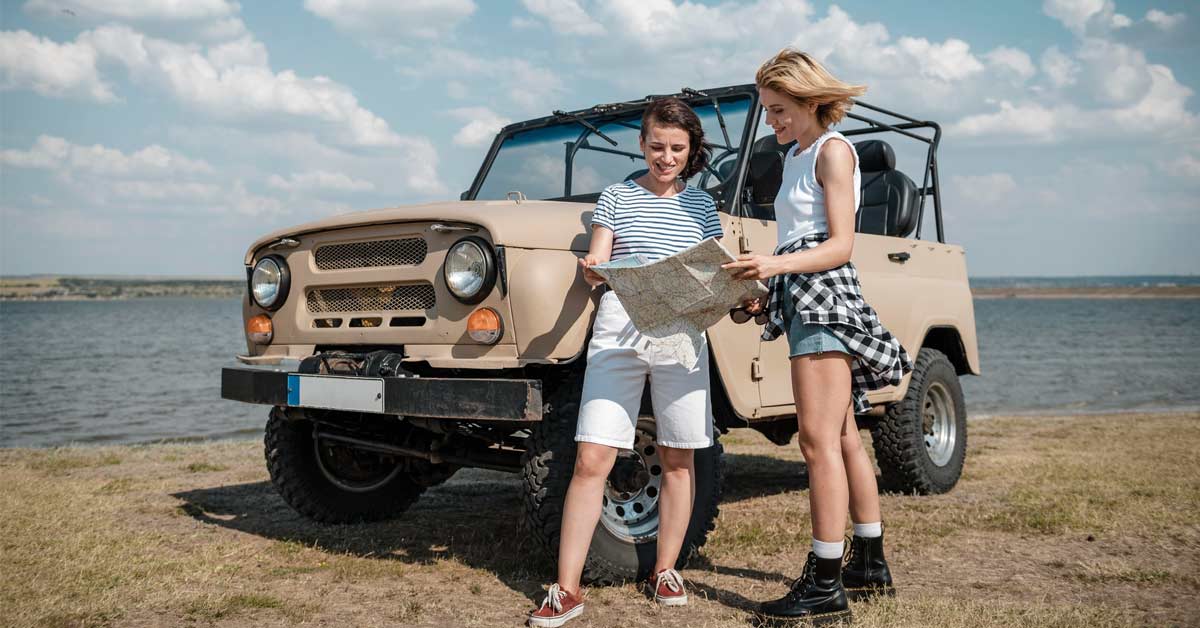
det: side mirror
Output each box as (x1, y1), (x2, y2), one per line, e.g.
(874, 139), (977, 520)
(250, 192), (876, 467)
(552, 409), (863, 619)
(459, 190), (470, 201)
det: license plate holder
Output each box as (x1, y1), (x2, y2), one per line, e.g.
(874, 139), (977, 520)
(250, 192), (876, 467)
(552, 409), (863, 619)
(287, 374), (385, 413)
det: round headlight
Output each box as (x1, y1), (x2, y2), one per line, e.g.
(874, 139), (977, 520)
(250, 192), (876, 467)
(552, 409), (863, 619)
(444, 238), (495, 303)
(250, 255), (290, 310)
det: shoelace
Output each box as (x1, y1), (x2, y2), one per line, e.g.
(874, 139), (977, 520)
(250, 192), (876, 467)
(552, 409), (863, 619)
(539, 583), (567, 613)
(657, 569), (684, 593)
(785, 554), (819, 601)
(842, 534), (858, 566)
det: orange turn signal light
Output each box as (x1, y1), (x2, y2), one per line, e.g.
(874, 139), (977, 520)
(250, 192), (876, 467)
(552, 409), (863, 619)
(467, 307), (502, 344)
(247, 314), (273, 345)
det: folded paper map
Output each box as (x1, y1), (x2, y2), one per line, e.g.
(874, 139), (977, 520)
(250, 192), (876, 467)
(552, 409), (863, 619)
(590, 238), (768, 369)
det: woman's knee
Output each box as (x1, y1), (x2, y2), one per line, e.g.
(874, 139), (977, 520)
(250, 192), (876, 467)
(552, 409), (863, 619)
(796, 419), (842, 461)
(573, 444), (616, 479)
(657, 446), (695, 472)
(840, 428), (865, 456)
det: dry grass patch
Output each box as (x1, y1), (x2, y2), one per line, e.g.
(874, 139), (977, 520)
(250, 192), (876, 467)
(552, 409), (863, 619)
(0, 413), (1197, 627)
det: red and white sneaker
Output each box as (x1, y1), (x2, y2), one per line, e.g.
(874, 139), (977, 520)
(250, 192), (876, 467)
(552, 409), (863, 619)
(654, 568), (688, 606)
(528, 583), (584, 627)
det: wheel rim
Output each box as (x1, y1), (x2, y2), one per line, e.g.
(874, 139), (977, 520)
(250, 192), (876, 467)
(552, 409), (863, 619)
(314, 435), (403, 493)
(922, 381), (957, 467)
(599, 426), (662, 543)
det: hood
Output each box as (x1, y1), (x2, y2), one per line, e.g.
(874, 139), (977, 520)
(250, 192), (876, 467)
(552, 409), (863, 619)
(243, 200), (593, 265)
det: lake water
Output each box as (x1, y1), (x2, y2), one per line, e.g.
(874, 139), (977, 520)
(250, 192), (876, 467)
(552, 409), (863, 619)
(2, 296), (1198, 447)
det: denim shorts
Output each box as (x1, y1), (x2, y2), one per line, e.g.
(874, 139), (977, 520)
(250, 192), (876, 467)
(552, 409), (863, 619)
(784, 299), (849, 358)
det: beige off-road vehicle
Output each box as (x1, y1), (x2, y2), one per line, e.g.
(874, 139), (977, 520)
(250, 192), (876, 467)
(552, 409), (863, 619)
(222, 85), (979, 583)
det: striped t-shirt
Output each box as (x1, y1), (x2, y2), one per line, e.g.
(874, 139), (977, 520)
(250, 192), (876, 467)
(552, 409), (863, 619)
(591, 180), (724, 261)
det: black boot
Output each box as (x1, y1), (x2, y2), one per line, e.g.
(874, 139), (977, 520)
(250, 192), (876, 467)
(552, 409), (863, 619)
(758, 553), (851, 625)
(842, 534), (894, 601)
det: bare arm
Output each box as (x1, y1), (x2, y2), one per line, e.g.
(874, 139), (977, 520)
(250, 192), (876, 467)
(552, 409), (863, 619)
(722, 138), (857, 282)
(579, 225), (613, 287)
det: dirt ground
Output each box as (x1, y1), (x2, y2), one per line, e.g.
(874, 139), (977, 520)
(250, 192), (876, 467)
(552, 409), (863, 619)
(1, 412), (1197, 628)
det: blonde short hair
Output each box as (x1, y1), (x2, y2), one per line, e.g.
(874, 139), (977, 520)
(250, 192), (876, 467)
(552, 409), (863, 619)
(755, 49), (866, 129)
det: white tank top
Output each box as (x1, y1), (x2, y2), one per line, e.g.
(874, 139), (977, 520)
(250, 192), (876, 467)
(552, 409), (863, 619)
(773, 129), (861, 247)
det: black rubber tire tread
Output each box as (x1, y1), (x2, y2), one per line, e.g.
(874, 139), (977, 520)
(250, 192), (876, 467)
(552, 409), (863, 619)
(871, 348), (967, 495)
(264, 407), (425, 523)
(520, 403), (578, 558)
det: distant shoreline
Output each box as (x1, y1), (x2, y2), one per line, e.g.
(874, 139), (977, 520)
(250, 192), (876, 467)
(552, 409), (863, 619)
(971, 286), (1200, 299)
(4, 276), (1199, 301)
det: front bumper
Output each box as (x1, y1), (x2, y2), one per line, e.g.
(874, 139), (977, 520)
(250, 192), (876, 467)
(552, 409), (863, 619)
(220, 367), (543, 422)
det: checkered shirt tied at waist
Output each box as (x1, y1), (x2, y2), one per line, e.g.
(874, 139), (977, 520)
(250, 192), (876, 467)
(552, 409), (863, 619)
(761, 233), (914, 413)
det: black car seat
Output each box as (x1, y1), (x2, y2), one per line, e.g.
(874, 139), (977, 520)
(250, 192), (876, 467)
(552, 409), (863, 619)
(743, 134), (794, 220)
(853, 139), (919, 237)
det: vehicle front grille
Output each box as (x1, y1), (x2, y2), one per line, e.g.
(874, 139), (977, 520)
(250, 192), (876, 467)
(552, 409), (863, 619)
(307, 283), (436, 313)
(314, 238), (427, 270)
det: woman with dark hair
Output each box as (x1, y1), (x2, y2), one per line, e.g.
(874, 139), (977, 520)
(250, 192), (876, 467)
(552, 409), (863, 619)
(529, 97), (722, 627)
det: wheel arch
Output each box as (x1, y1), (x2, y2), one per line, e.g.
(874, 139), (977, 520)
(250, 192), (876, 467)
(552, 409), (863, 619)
(920, 325), (976, 376)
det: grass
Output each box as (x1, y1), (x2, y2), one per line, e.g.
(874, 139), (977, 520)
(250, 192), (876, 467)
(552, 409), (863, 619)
(0, 412), (1197, 627)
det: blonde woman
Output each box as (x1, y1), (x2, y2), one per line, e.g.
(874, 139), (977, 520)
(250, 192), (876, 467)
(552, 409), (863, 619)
(724, 49), (912, 624)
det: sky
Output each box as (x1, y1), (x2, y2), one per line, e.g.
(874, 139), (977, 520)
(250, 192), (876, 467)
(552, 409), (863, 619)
(1, 0), (1197, 278)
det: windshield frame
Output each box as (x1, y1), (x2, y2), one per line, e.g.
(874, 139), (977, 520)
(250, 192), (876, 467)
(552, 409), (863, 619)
(464, 84), (758, 211)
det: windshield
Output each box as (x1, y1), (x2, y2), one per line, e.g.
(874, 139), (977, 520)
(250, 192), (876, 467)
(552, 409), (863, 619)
(475, 96), (752, 202)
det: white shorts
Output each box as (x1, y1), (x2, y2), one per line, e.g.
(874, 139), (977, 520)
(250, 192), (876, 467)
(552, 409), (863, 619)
(575, 290), (714, 450)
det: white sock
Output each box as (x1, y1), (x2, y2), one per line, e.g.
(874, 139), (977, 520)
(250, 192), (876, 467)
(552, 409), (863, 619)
(853, 522), (882, 538)
(812, 538), (844, 560)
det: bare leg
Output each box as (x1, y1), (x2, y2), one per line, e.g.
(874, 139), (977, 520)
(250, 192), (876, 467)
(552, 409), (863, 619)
(556, 442), (618, 595)
(792, 353), (854, 543)
(841, 405), (882, 526)
(653, 446), (696, 574)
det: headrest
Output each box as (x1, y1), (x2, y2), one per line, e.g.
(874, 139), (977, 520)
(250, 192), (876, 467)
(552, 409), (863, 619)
(854, 140), (895, 172)
(757, 134), (794, 154)
(748, 151), (783, 205)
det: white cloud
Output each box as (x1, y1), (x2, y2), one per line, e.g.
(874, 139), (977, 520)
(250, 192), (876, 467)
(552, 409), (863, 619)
(24, 0), (248, 42)
(1042, 0), (1108, 34)
(522, 0), (605, 35)
(2, 206), (116, 240)
(950, 59), (1196, 142)
(510, 16), (542, 30)
(304, 0), (475, 43)
(1160, 153), (1200, 179)
(110, 180), (221, 200)
(949, 173), (1018, 206)
(24, 0), (239, 21)
(206, 35), (270, 69)
(1, 135), (213, 176)
(1040, 45), (1079, 88)
(1144, 9), (1185, 30)
(267, 171), (376, 192)
(896, 37), (985, 82)
(1075, 39), (1152, 106)
(0, 30), (115, 102)
(406, 48), (564, 114)
(80, 25), (405, 147)
(446, 80), (468, 99)
(450, 108), (511, 147)
(949, 101), (1069, 142)
(986, 46), (1036, 81)
(3, 24), (409, 148)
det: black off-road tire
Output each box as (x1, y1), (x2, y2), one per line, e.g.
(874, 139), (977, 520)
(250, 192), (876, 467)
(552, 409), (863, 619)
(871, 348), (967, 495)
(521, 394), (723, 584)
(264, 407), (425, 523)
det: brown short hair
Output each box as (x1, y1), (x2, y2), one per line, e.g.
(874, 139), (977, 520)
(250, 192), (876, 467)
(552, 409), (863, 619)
(640, 97), (712, 180)
(756, 49), (866, 129)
